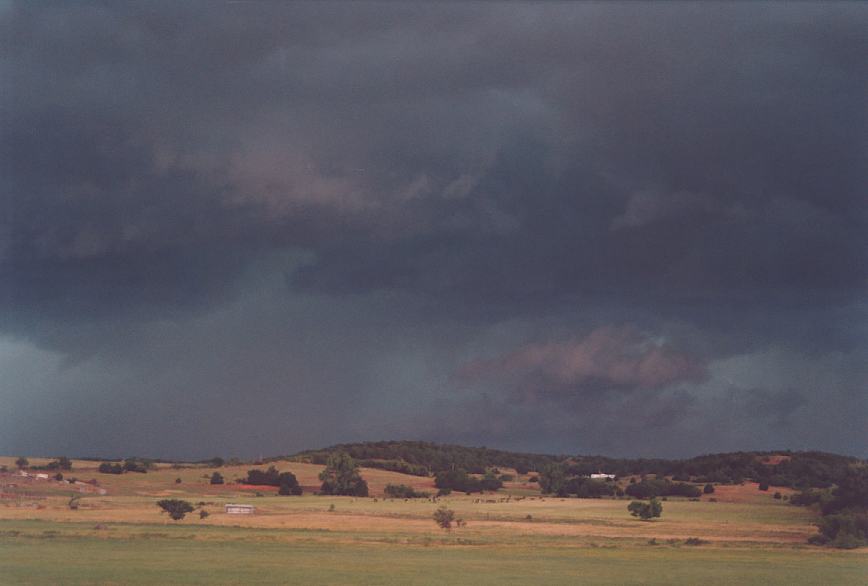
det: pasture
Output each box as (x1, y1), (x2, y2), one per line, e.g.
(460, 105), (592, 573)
(1, 457), (865, 584)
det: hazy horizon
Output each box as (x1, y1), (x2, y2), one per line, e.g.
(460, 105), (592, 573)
(3, 2), (866, 461)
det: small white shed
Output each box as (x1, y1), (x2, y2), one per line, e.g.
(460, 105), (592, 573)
(225, 503), (255, 514)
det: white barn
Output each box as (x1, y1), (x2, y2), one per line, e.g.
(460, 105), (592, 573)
(224, 503), (255, 514)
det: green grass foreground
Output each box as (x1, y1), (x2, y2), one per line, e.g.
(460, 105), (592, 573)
(1, 520), (865, 585)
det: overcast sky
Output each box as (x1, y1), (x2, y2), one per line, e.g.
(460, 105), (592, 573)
(2, 2), (866, 460)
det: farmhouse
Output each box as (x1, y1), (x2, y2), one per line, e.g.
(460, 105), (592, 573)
(225, 503), (255, 514)
(590, 473), (616, 480)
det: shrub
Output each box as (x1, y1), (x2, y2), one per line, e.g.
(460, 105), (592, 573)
(773, 492), (782, 500)
(433, 506), (455, 530)
(157, 499), (194, 521)
(278, 482), (303, 496)
(199, 510), (209, 519)
(628, 497), (663, 520)
(210, 472), (224, 485)
(758, 481), (770, 491)
(814, 512), (868, 549)
(480, 470), (504, 492)
(175, 478), (182, 484)
(685, 537), (708, 546)
(435, 469), (483, 494)
(384, 484), (429, 499)
(15, 457), (28, 470)
(54, 473), (64, 481)
(703, 483), (715, 494)
(98, 462), (124, 474)
(123, 458), (149, 473)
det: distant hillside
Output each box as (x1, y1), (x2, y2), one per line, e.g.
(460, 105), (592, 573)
(286, 440), (864, 488)
(284, 441), (563, 477)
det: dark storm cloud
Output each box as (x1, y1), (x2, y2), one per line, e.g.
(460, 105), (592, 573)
(1, 2), (866, 458)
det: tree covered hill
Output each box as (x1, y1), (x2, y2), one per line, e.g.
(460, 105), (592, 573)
(283, 440), (864, 488)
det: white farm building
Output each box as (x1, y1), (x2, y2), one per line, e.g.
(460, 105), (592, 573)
(590, 473), (616, 480)
(224, 504), (255, 514)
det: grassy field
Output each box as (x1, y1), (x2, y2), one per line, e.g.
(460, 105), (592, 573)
(1, 457), (865, 584)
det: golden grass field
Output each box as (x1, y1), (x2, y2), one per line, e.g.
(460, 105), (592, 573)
(1, 456), (865, 584)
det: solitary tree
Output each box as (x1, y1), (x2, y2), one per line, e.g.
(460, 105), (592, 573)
(319, 452), (369, 496)
(157, 499), (195, 521)
(15, 457), (28, 470)
(433, 506), (455, 530)
(210, 472), (225, 485)
(538, 463), (567, 495)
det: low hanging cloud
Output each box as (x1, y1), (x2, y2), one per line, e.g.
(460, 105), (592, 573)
(457, 325), (709, 402)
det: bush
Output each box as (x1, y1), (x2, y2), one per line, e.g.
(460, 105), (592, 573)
(433, 506), (455, 529)
(245, 466), (281, 486)
(703, 483), (715, 494)
(773, 492), (782, 499)
(628, 497), (663, 520)
(210, 472), (224, 485)
(54, 473), (64, 481)
(480, 470), (504, 492)
(758, 481), (770, 491)
(814, 512), (868, 549)
(684, 537), (708, 546)
(175, 477), (182, 484)
(98, 462), (124, 474)
(15, 457), (28, 470)
(435, 469), (483, 494)
(384, 484), (429, 499)
(157, 499), (194, 521)
(278, 482), (303, 496)
(123, 458), (149, 473)
(199, 509), (209, 519)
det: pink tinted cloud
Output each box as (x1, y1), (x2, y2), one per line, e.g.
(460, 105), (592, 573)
(458, 325), (708, 393)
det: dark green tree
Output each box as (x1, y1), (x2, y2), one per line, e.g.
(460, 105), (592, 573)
(15, 457), (28, 470)
(210, 472), (225, 485)
(538, 463), (567, 495)
(157, 499), (194, 521)
(703, 483), (715, 494)
(319, 452), (369, 496)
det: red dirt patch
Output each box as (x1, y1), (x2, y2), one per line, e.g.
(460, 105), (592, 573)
(237, 484), (278, 492)
(758, 454), (792, 466)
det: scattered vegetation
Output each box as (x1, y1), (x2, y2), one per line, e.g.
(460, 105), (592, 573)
(794, 467), (868, 548)
(384, 484), (429, 499)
